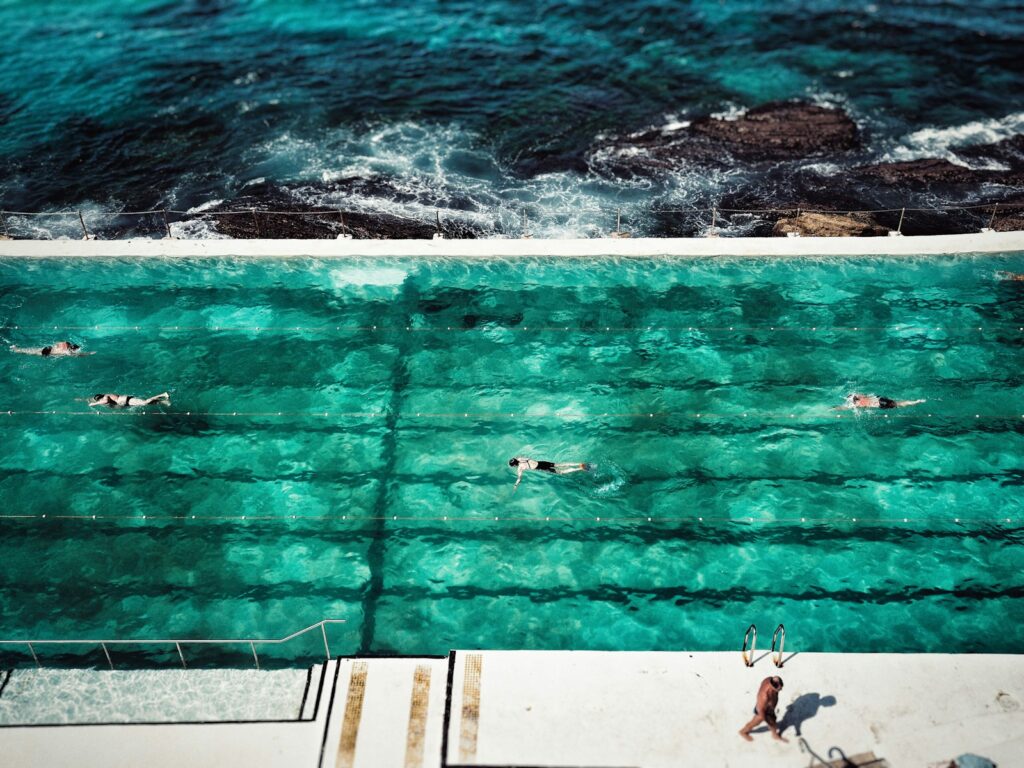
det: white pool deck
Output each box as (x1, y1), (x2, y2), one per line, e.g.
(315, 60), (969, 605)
(0, 229), (1022, 259)
(2, 651), (1022, 767)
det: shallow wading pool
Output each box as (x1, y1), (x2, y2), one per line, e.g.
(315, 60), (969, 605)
(1, 253), (1023, 664)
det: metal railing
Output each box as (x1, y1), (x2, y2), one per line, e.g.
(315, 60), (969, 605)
(0, 201), (1020, 240)
(771, 624), (786, 668)
(741, 624), (757, 667)
(0, 619), (346, 671)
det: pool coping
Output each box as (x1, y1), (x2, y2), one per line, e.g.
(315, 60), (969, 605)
(0, 230), (1022, 258)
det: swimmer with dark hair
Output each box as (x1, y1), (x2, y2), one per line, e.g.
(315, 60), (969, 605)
(10, 341), (92, 357)
(836, 393), (925, 410)
(509, 456), (590, 491)
(88, 392), (170, 408)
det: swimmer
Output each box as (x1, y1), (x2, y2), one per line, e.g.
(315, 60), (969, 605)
(88, 392), (170, 408)
(509, 457), (590, 491)
(10, 341), (92, 357)
(836, 393), (926, 410)
(995, 271), (1024, 281)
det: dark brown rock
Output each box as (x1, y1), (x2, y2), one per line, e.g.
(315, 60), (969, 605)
(586, 101), (859, 178)
(772, 211), (889, 237)
(688, 102), (859, 160)
(990, 199), (1024, 232)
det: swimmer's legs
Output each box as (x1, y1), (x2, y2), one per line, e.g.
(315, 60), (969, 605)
(553, 462), (590, 475)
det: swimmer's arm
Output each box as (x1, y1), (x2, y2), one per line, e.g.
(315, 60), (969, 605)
(9, 346), (40, 355)
(513, 465), (524, 491)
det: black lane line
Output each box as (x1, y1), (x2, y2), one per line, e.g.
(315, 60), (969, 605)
(298, 665), (313, 720)
(440, 650), (457, 768)
(308, 660), (328, 722)
(317, 660), (343, 768)
(357, 280), (415, 655)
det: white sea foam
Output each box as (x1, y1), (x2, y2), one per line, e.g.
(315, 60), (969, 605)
(187, 199), (225, 213)
(882, 112), (1024, 169)
(246, 121), (689, 238)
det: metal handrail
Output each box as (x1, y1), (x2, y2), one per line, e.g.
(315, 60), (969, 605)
(771, 623), (785, 668)
(0, 619), (346, 670)
(741, 623), (757, 667)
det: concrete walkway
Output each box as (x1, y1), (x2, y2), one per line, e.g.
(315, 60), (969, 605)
(1, 651), (1022, 767)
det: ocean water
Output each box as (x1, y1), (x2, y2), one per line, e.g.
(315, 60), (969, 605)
(1, 253), (1023, 664)
(0, 1), (1023, 236)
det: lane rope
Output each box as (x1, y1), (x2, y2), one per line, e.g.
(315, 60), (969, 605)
(4, 323), (1024, 334)
(1, 410), (1022, 421)
(0, 513), (1016, 525)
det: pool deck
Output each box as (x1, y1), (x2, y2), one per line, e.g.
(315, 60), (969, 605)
(0, 230), (1022, 258)
(2, 651), (1022, 767)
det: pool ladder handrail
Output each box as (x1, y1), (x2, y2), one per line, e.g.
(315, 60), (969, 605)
(0, 618), (346, 671)
(741, 624), (757, 667)
(771, 623), (785, 668)
(742, 623), (786, 667)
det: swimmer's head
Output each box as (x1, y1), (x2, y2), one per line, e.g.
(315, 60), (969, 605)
(68, 343), (80, 351)
(770, 676), (783, 690)
(508, 458), (519, 467)
(91, 394), (105, 402)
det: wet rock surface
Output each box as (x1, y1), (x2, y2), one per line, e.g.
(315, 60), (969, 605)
(852, 157), (1024, 187)
(586, 101), (859, 178)
(192, 181), (483, 239)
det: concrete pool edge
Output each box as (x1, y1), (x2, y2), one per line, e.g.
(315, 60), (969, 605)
(1, 230), (1023, 258)
(2, 650), (1022, 766)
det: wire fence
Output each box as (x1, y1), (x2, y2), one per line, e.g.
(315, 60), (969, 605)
(0, 201), (1021, 240)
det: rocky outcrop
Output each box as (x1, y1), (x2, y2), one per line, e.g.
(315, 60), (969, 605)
(586, 101), (859, 178)
(191, 180), (482, 239)
(853, 158), (1024, 186)
(772, 211), (889, 237)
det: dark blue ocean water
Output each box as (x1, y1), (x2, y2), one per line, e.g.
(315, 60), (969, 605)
(1, 1), (1023, 237)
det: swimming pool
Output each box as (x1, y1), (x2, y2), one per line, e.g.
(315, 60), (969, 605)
(1, 253), (1022, 664)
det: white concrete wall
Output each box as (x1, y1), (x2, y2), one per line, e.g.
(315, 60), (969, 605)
(0, 230), (1022, 259)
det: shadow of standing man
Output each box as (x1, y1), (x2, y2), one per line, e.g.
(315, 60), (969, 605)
(778, 692), (837, 736)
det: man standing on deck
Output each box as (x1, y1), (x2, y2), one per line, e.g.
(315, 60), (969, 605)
(739, 676), (787, 743)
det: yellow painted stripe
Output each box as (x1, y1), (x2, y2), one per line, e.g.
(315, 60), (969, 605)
(336, 662), (368, 768)
(458, 654), (483, 763)
(404, 665), (432, 768)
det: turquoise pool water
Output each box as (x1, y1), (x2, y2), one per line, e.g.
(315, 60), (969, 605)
(1, 254), (1023, 664)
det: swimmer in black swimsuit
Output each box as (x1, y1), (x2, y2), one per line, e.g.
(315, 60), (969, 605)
(509, 457), (590, 491)
(837, 393), (926, 410)
(89, 392), (171, 408)
(10, 341), (91, 357)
